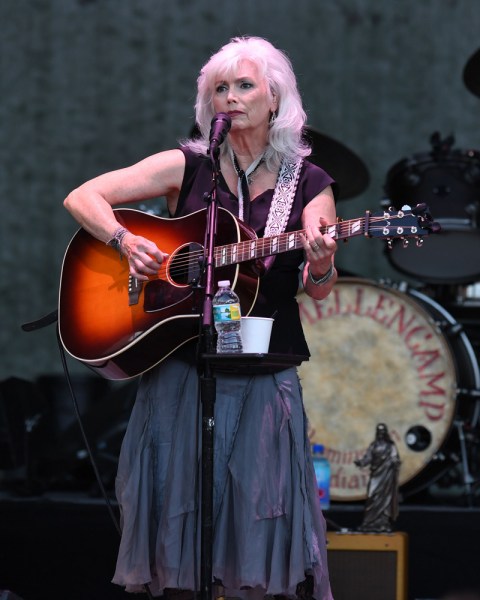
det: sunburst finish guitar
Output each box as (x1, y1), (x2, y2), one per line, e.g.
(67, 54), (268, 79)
(58, 204), (438, 380)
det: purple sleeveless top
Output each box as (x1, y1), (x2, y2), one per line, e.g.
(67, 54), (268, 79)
(174, 147), (336, 357)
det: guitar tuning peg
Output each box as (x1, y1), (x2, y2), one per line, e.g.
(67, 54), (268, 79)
(416, 238), (424, 248)
(387, 239), (393, 250)
(412, 203), (427, 215)
(402, 238), (409, 248)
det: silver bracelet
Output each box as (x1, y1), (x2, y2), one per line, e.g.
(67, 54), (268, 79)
(106, 226), (129, 252)
(308, 263), (334, 286)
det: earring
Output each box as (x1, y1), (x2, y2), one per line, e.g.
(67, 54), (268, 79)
(269, 111), (277, 128)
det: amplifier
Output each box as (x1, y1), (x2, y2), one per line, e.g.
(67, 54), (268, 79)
(326, 531), (408, 600)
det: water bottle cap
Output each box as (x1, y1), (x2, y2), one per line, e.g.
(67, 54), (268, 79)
(218, 280), (231, 288)
(312, 443), (325, 453)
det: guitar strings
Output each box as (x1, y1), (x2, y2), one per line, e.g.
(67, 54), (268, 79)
(149, 214), (420, 281)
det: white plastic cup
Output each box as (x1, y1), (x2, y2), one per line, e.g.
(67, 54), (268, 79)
(240, 317), (274, 353)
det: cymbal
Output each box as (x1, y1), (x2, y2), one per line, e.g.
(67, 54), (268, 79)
(463, 47), (480, 98)
(303, 127), (370, 200)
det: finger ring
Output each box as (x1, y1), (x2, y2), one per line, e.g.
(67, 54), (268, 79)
(310, 242), (320, 251)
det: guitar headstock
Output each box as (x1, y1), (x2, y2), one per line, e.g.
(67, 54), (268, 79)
(367, 203), (441, 247)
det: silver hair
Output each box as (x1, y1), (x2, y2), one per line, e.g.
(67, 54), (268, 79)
(182, 36), (311, 170)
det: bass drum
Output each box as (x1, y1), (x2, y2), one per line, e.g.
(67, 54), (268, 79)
(383, 147), (480, 284)
(298, 278), (480, 501)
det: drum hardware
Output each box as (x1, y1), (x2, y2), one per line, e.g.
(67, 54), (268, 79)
(457, 387), (480, 398)
(441, 320), (464, 337)
(378, 278), (413, 295)
(457, 388), (480, 431)
(454, 419), (477, 505)
(442, 282), (480, 332)
(382, 133), (480, 285)
(403, 418), (479, 503)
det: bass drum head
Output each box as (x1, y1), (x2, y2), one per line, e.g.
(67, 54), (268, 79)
(298, 278), (479, 501)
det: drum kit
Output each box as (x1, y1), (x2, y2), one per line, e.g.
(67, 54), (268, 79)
(301, 48), (480, 505)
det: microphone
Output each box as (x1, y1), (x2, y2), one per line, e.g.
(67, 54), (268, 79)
(209, 112), (231, 155)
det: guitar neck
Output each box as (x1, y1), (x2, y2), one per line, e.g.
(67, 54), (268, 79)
(215, 214), (369, 267)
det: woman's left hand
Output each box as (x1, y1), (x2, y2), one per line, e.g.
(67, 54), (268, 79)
(302, 218), (337, 277)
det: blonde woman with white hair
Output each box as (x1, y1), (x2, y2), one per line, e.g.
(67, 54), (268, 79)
(64, 36), (337, 600)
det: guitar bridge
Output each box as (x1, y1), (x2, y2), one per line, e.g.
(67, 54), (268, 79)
(128, 276), (143, 306)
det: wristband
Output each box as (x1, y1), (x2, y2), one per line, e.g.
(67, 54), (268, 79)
(308, 263), (334, 286)
(106, 226), (129, 252)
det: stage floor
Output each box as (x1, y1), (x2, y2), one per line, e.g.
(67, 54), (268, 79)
(1, 490), (479, 600)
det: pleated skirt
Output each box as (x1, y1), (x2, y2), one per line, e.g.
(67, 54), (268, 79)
(112, 347), (333, 600)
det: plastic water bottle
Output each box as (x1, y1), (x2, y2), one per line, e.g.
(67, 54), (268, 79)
(312, 444), (331, 510)
(212, 280), (243, 353)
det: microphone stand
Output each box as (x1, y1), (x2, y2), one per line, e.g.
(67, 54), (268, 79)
(198, 145), (221, 600)
(195, 115), (306, 598)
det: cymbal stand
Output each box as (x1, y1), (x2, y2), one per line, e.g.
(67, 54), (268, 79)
(454, 419), (476, 506)
(456, 386), (480, 502)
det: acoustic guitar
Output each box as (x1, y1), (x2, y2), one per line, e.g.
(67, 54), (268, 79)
(58, 204), (437, 380)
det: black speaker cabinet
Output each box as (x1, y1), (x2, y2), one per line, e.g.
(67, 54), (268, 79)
(326, 531), (408, 600)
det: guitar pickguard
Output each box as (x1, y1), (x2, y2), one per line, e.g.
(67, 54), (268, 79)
(143, 279), (194, 313)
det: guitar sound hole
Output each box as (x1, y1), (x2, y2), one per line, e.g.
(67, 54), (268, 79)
(169, 242), (203, 285)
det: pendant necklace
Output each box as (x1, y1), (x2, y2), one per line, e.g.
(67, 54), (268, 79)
(229, 149), (265, 222)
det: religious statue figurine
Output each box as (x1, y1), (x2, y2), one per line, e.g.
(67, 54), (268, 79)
(354, 423), (401, 533)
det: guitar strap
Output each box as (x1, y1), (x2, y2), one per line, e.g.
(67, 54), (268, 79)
(255, 156), (303, 273)
(264, 157), (304, 237)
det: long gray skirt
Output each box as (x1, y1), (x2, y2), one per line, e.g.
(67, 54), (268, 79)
(112, 349), (333, 600)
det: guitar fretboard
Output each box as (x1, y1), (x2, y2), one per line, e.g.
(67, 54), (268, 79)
(214, 216), (368, 267)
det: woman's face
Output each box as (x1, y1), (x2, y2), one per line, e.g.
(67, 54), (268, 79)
(212, 59), (277, 135)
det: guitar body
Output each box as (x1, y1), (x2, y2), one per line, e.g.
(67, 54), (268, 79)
(59, 208), (260, 380)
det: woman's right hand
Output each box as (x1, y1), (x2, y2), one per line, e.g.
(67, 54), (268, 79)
(121, 232), (168, 281)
